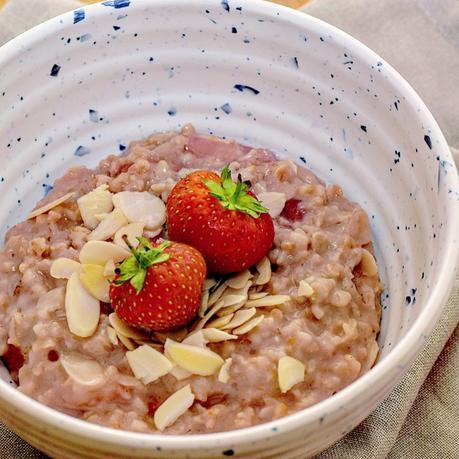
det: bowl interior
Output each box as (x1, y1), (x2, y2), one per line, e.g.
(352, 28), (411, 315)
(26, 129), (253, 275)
(0, 0), (457, 438)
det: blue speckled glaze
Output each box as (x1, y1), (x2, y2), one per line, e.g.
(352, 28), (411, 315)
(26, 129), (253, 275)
(0, 1), (457, 458)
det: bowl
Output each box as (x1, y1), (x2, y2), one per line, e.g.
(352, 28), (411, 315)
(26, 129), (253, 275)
(0, 0), (457, 457)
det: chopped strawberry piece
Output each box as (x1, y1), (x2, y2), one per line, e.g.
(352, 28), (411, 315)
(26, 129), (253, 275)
(147, 398), (160, 417)
(2, 344), (25, 383)
(47, 350), (59, 362)
(280, 199), (305, 221)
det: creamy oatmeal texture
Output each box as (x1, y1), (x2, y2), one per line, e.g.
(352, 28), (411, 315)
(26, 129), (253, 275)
(0, 125), (382, 434)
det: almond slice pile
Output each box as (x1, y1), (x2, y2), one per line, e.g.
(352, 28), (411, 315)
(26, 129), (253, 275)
(194, 256), (290, 339)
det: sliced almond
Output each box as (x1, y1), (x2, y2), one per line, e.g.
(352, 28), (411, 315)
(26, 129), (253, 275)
(65, 272), (100, 338)
(114, 222), (145, 250)
(249, 292), (269, 300)
(218, 358), (232, 383)
(103, 259), (116, 279)
(226, 270), (252, 289)
(165, 339), (224, 376)
(255, 257), (271, 285)
(221, 294), (247, 308)
(216, 301), (246, 317)
(29, 192), (75, 219)
(50, 258), (82, 279)
(154, 385), (195, 431)
(107, 326), (119, 346)
(257, 191), (287, 218)
(126, 345), (173, 385)
(113, 191), (166, 230)
(79, 241), (130, 266)
(194, 300), (226, 330)
(232, 315), (264, 335)
(245, 295), (290, 308)
(182, 330), (207, 347)
(80, 264), (110, 302)
(207, 282), (228, 307)
(61, 352), (105, 386)
(361, 249), (378, 276)
(117, 331), (136, 350)
(367, 340), (380, 368)
(278, 356), (305, 393)
(206, 314), (234, 329)
(77, 185), (113, 229)
(298, 280), (314, 298)
(88, 208), (128, 241)
(134, 339), (164, 351)
(109, 313), (149, 340)
(221, 308), (256, 330)
(203, 278), (217, 291)
(198, 289), (210, 318)
(169, 365), (193, 381)
(202, 328), (237, 343)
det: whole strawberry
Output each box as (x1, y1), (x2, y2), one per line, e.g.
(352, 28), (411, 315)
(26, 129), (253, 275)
(109, 237), (206, 332)
(167, 166), (274, 274)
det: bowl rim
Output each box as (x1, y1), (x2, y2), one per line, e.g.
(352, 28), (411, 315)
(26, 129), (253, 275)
(0, 0), (457, 452)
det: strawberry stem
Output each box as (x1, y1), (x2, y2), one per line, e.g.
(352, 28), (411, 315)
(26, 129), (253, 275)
(203, 165), (269, 218)
(114, 237), (171, 293)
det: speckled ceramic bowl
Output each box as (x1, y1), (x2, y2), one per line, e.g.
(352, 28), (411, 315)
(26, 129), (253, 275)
(0, 0), (457, 457)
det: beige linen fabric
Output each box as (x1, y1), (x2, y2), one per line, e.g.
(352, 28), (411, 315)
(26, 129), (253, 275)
(0, 1), (457, 458)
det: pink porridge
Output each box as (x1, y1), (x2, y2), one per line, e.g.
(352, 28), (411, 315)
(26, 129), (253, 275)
(0, 125), (382, 434)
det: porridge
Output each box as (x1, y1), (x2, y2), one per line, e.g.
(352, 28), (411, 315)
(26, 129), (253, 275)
(0, 125), (381, 434)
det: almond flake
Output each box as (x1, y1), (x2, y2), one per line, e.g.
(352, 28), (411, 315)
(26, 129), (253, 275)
(221, 308), (256, 330)
(277, 356), (305, 393)
(367, 340), (380, 368)
(226, 270), (252, 289)
(194, 300), (226, 330)
(117, 331), (136, 350)
(107, 326), (119, 346)
(88, 208), (128, 241)
(28, 192), (75, 219)
(203, 278), (217, 291)
(198, 289), (210, 318)
(79, 241), (130, 266)
(217, 301), (246, 317)
(207, 282), (228, 307)
(61, 352), (105, 386)
(202, 328), (237, 343)
(255, 257), (271, 285)
(65, 272), (100, 338)
(169, 365), (193, 381)
(165, 339), (224, 376)
(77, 185), (113, 229)
(103, 259), (116, 279)
(257, 191), (287, 218)
(154, 385), (195, 431)
(50, 258), (82, 279)
(218, 358), (233, 383)
(298, 280), (314, 298)
(114, 222), (145, 250)
(134, 340), (164, 352)
(248, 292), (269, 300)
(126, 345), (173, 385)
(109, 313), (149, 340)
(113, 191), (166, 230)
(232, 315), (265, 335)
(221, 294), (247, 308)
(245, 295), (290, 308)
(206, 313), (234, 329)
(80, 264), (110, 302)
(182, 330), (207, 347)
(361, 249), (378, 276)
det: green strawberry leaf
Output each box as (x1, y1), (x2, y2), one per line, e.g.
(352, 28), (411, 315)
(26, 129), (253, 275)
(203, 165), (269, 218)
(113, 236), (171, 293)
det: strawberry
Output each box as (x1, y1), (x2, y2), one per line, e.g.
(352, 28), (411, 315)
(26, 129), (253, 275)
(167, 166), (274, 274)
(109, 237), (206, 332)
